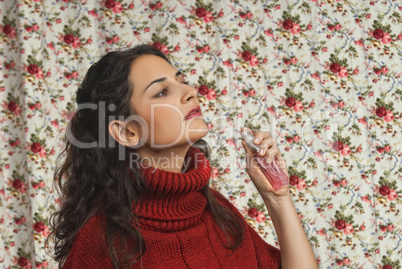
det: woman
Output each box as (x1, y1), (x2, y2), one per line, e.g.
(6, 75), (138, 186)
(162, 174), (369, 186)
(47, 44), (318, 268)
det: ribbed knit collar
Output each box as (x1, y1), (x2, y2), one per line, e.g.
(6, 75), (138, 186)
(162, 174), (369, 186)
(133, 146), (211, 232)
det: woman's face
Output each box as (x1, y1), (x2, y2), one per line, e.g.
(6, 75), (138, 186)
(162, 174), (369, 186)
(129, 54), (208, 149)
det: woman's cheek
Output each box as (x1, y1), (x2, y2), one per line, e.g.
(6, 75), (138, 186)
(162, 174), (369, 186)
(150, 108), (184, 145)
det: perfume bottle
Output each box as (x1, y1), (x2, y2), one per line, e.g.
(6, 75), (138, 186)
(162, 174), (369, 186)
(242, 128), (289, 191)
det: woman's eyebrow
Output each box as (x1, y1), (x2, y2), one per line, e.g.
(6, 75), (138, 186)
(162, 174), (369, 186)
(144, 71), (183, 93)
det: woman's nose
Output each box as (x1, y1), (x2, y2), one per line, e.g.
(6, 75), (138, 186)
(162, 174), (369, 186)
(181, 84), (198, 103)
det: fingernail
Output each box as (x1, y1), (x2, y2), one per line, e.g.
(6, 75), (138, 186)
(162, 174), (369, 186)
(254, 138), (259, 143)
(259, 148), (264, 156)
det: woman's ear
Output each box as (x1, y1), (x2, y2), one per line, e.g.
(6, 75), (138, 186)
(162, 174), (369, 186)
(108, 120), (139, 147)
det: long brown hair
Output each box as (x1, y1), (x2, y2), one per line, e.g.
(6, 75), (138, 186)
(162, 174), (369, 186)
(46, 44), (245, 268)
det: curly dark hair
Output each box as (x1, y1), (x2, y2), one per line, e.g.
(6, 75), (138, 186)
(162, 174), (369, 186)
(46, 44), (245, 268)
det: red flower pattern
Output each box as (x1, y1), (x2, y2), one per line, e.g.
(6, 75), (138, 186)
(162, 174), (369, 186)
(0, 1), (400, 268)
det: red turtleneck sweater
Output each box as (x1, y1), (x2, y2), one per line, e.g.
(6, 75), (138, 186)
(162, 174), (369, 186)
(62, 146), (281, 268)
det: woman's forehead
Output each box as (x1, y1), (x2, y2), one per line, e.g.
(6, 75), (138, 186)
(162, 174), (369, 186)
(129, 54), (176, 87)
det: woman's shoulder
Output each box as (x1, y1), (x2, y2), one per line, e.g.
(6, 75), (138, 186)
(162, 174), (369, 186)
(74, 212), (107, 243)
(62, 213), (111, 268)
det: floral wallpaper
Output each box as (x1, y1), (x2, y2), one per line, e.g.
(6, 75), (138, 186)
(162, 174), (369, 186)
(0, 0), (401, 268)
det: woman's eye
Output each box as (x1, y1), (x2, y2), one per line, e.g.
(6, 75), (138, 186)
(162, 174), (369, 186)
(155, 88), (168, 98)
(182, 81), (190, 85)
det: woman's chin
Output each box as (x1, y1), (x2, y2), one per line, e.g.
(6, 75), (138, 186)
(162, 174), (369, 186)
(185, 119), (209, 138)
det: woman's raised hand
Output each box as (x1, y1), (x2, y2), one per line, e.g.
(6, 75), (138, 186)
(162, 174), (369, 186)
(241, 127), (290, 199)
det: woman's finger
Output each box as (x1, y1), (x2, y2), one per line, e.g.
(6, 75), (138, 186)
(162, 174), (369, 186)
(250, 130), (272, 146)
(258, 137), (275, 156)
(265, 146), (280, 164)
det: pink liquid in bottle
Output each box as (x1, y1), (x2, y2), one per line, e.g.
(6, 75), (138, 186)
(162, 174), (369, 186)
(242, 128), (289, 191)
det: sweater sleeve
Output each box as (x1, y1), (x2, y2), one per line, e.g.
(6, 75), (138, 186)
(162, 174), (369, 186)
(210, 189), (281, 268)
(62, 216), (113, 269)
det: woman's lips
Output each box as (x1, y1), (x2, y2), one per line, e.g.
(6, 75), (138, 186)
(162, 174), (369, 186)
(185, 106), (202, 120)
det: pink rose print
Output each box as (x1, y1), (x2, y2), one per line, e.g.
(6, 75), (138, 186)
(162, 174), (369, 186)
(256, 212), (266, 223)
(39, 147), (47, 158)
(176, 17), (186, 24)
(384, 145), (391, 152)
(113, 2), (123, 13)
(383, 110), (394, 122)
(296, 179), (306, 190)
(72, 37), (81, 49)
(343, 223), (354, 235)
(387, 190), (398, 201)
(203, 12), (213, 23)
(338, 67), (348, 78)
(206, 89), (216, 100)
(293, 101), (304, 112)
(290, 23), (301, 35)
(340, 145), (351, 156)
(381, 33), (391, 44)
(42, 225), (50, 237)
(249, 55), (259, 66)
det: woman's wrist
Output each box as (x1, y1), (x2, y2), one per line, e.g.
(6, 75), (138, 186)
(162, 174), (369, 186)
(262, 192), (294, 212)
(262, 192), (319, 269)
